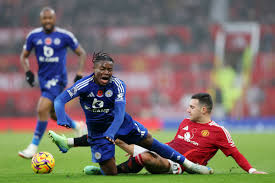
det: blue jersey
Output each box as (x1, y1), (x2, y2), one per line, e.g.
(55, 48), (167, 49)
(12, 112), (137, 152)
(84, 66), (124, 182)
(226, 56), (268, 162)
(55, 73), (136, 139)
(24, 27), (79, 86)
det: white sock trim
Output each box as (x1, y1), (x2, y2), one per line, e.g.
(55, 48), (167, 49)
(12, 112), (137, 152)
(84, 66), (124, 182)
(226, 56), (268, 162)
(248, 168), (257, 174)
(67, 138), (74, 147)
(133, 145), (148, 157)
(182, 158), (193, 169)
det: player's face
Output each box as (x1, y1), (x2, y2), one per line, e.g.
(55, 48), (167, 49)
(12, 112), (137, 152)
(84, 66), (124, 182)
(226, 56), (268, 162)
(40, 10), (56, 33)
(187, 99), (203, 121)
(94, 61), (113, 86)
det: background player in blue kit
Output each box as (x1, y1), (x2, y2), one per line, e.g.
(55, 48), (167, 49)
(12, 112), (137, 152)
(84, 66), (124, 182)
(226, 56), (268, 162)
(49, 52), (213, 175)
(18, 7), (87, 159)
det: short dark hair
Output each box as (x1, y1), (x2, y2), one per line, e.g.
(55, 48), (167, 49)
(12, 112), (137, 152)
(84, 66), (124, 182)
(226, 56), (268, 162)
(191, 93), (213, 113)
(92, 51), (114, 64)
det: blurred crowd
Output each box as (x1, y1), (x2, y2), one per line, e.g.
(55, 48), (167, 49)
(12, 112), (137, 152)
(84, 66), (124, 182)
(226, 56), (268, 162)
(0, 0), (210, 27)
(1, 0), (275, 118)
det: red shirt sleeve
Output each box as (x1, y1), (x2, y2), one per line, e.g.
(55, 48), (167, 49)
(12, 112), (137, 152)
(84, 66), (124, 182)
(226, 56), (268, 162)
(215, 126), (238, 156)
(215, 126), (252, 172)
(230, 149), (253, 172)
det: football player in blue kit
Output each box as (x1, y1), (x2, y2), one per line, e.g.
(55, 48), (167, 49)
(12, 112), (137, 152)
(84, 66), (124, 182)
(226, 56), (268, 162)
(49, 52), (213, 175)
(18, 7), (87, 159)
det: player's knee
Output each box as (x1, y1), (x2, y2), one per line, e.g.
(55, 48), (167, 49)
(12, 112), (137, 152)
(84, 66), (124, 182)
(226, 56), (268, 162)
(140, 152), (155, 164)
(37, 106), (49, 117)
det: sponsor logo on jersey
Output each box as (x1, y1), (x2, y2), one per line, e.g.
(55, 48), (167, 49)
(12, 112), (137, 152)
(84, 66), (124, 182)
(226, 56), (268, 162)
(201, 130), (209, 137)
(36, 39), (43, 45)
(90, 108), (110, 113)
(97, 90), (103, 97)
(105, 90), (113, 97)
(178, 132), (199, 146)
(45, 37), (52, 45)
(182, 126), (188, 130)
(39, 56), (59, 62)
(92, 98), (104, 108)
(84, 99), (110, 113)
(95, 152), (101, 160)
(54, 38), (61, 45)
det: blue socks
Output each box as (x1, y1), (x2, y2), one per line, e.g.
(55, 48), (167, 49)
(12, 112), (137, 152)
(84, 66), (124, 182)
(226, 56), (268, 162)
(100, 169), (105, 175)
(149, 138), (185, 164)
(32, 120), (48, 145)
(65, 114), (77, 129)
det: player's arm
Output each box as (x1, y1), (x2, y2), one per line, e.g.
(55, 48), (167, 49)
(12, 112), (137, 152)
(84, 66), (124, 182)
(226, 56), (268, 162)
(73, 44), (87, 82)
(104, 100), (126, 144)
(115, 139), (135, 156)
(54, 82), (82, 128)
(20, 48), (31, 72)
(104, 83), (127, 144)
(230, 150), (267, 174)
(217, 128), (267, 174)
(20, 47), (35, 87)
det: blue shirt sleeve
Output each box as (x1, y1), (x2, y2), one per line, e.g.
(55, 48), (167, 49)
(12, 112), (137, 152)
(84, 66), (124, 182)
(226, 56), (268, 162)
(64, 31), (79, 51)
(24, 33), (34, 51)
(104, 80), (127, 139)
(104, 101), (126, 139)
(54, 79), (86, 126)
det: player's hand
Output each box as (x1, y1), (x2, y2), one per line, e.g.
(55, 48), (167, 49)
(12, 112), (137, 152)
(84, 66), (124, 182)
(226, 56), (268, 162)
(105, 136), (115, 144)
(25, 70), (35, 87)
(252, 171), (268, 174)
(74, 74), (83, 83)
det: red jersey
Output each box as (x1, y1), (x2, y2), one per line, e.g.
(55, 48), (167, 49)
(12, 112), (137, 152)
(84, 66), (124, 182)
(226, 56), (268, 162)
(167, 118), (238, 166)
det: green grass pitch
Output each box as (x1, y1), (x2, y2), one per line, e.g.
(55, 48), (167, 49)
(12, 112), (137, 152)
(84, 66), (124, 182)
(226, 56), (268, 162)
(0, 131), (274, 183)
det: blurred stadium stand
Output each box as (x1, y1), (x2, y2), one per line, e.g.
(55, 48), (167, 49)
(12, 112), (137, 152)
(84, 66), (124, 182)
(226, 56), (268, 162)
(1, 0), (275, 131)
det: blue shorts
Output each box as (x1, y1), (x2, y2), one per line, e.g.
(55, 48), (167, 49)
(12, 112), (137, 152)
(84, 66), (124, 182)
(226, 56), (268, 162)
(40, 80), (65, 102)
(90, 121), (148, 163)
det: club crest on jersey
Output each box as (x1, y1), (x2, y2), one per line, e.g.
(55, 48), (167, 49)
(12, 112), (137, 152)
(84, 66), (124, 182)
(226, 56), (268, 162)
(105, 90), (113, 97)
(54, 38), (61, 45)
(95, 152), (101, 160)
(45, 37), (52, 45)
(201, 130), (210, 137)
(97, 90), (103, 97)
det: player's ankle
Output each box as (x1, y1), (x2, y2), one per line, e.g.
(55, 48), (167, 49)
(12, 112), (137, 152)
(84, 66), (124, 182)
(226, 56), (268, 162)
(67, 138), (74, 147)
(182, 158), (193, 169)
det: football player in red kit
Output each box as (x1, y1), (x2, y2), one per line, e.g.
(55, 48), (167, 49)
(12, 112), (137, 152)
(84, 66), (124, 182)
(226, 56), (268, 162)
(104, 93), (267, 175)
(50, 93), (267, 175)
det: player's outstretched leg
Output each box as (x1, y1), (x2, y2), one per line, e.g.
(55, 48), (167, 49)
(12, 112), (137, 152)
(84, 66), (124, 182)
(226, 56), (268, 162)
(18, 120), (48, 159)
(139, 135), (214, 174)
(183, 159), (214, 174)
(48, 130), (71, 153)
